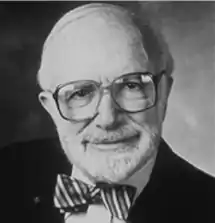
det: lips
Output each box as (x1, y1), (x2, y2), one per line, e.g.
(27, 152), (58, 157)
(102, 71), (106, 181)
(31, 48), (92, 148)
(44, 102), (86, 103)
(96, 134), (139, 144)
(83, 133), (140, 147)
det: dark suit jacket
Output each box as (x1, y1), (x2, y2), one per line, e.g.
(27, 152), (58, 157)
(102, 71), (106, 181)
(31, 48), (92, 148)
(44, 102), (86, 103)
(0, 138), (214, 223)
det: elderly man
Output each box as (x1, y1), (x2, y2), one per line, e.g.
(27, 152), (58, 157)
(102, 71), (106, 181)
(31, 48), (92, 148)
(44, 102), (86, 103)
(0, 2), (214, 223)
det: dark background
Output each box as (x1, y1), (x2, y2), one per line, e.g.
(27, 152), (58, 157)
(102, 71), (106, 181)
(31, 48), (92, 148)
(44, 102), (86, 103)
(0, 2), (214, 176)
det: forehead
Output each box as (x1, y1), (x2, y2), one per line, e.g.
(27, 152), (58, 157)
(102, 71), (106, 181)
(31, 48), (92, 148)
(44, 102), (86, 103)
(41, 6), (151, 89)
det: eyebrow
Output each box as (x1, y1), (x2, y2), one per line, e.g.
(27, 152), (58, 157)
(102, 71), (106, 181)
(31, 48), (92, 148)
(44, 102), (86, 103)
(59, 72), (151, 88)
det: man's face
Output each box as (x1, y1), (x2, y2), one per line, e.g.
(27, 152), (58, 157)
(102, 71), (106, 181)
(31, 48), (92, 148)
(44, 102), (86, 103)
(39, 10), (170, 183)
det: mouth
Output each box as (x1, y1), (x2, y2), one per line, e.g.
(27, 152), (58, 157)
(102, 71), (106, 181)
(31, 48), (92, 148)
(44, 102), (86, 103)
(83, 134), (140, 151)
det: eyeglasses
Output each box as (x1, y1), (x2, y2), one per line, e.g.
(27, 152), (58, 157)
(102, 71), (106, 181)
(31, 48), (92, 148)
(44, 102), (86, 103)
(52, 71), (165, 121)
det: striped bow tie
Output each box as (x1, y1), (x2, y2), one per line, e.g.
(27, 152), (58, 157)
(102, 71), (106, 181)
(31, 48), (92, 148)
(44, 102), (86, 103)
(54, 174), (136, 220)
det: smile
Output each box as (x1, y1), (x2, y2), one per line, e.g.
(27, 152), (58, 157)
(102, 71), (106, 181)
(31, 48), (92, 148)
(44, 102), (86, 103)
(88, 134), (140, 151)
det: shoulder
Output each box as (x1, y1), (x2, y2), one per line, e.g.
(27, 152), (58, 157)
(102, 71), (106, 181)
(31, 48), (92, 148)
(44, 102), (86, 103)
(0, 138), (71, 173)
(156, 139), (215, 198)
(155, 138), (215, 184)
(143, 139), (215, 222)
(132, 139), (215, 223)
(167, 143), (215, 191)
(0, 138), (69, 222)
(0, 138), (72, 192)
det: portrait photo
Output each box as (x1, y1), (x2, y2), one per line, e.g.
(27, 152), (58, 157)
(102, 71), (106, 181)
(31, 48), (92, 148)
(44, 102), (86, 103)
(0, 2), (214, 223)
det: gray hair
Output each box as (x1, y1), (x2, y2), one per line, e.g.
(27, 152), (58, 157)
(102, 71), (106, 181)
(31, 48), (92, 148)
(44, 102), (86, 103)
(37, 2), (174, 90)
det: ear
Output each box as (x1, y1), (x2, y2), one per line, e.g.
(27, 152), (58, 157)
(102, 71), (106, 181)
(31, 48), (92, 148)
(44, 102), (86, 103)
(38, 91), (59, 121)
(166, 76), (173, 98)
(161, 76), (174, 122)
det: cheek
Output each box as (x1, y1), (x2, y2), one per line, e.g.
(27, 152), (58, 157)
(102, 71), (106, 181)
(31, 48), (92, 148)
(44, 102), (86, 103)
(57, 121), (88, 162)
(57, 119), (86, 135)
(56, 120), (89, 148)
(128, 106), (161, 129)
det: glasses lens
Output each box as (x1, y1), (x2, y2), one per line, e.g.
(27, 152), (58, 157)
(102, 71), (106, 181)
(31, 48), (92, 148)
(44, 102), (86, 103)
(57, 81), (99, 120)
(113, 74), (155, 112)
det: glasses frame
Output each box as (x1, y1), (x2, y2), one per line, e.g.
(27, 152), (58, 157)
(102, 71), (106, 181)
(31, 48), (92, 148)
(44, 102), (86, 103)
(52, 71), (165, 121)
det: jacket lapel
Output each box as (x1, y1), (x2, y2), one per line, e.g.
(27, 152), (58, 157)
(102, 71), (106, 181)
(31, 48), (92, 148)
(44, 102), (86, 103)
(127, 138), (177, 223)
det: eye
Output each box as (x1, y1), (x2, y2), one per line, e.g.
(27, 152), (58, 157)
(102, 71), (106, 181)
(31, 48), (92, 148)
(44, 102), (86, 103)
(69, 83), (97, 101)
(65, 86), (96, 107)
(125, 82), (141, 90)
(73, 88), (92, 98)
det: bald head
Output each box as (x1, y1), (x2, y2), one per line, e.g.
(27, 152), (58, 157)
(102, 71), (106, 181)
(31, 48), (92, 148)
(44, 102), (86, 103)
(38, 3), (173, 90)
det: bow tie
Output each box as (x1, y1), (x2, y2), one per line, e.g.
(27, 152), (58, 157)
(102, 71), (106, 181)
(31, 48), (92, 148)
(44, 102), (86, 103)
(54, 174), (136, 220)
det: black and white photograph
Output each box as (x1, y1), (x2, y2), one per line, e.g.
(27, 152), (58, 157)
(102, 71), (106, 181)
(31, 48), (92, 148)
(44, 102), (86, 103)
(0, 1), (214, 223)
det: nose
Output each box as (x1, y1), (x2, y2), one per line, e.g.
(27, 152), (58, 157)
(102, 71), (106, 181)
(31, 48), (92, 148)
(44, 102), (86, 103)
(94, 92), (118, 130)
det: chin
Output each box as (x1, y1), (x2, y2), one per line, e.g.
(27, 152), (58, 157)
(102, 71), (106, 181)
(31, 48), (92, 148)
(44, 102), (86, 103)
(59, 128), (160, 184)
